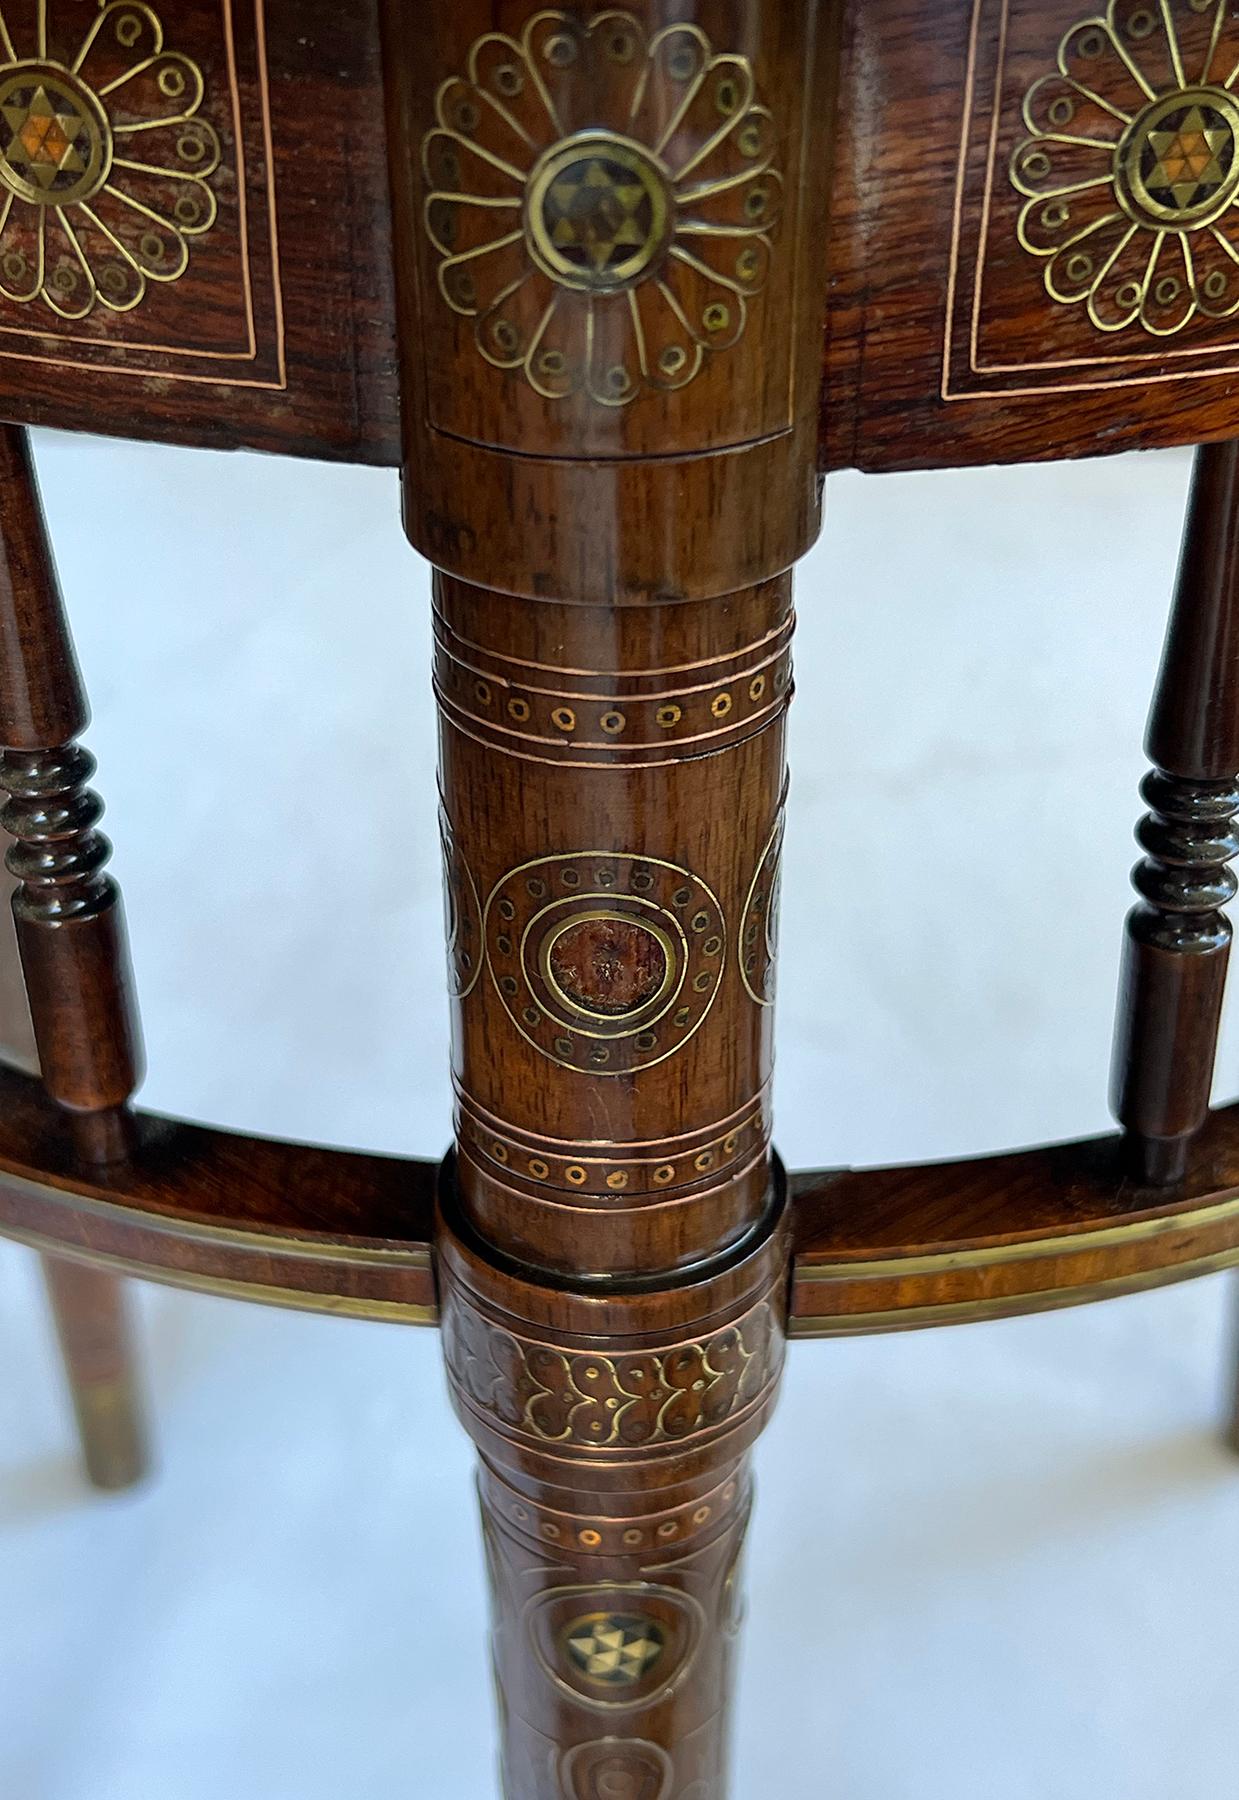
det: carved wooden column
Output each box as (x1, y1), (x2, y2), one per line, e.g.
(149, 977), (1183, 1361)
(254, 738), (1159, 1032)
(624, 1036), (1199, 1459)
(0, 425), (147, 1489)
(1111, 442), (1239, 1187)
(384, 6), (833, 1792)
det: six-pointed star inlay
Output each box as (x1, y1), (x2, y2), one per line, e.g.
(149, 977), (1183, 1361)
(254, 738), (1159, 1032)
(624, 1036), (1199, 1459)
(542, 156), (656, 277)
(1145, 103), (1232, 210)
(0, 82), (94, 198)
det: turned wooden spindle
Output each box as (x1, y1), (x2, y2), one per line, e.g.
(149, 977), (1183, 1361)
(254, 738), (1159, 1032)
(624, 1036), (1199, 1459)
(0, 424), (147, 1488)
(1112, 442), (1239, 1187)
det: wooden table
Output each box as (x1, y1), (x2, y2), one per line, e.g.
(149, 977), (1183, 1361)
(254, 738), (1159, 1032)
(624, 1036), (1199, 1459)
(2, 2), (1239, 1793)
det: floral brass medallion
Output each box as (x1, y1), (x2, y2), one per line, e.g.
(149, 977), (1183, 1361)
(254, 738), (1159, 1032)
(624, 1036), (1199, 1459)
(422, 9), (782, 403)
(1011, 1), (1239, 334)
(0, 0), (218, 320)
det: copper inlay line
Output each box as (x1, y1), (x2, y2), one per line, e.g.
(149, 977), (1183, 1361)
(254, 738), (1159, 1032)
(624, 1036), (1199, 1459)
(434, 638), (792, 705)
(455, 1080), (770, 1151)
(432, 612), (795, 682)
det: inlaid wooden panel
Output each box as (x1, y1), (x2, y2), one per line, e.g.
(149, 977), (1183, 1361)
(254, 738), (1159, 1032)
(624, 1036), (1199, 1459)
(0, 0), (399, 460)
(823, 0), (1239, 470)
(409, 5), (804, 461)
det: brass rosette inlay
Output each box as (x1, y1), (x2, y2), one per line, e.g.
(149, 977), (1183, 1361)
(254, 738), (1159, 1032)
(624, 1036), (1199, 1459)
(422, 9), (782, 402)
(1011, 0), (1239, 335)
(0, 1), (219, 320)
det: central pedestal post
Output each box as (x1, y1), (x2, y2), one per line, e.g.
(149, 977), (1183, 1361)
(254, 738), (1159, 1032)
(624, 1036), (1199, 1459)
(382, 4), (836, 1790)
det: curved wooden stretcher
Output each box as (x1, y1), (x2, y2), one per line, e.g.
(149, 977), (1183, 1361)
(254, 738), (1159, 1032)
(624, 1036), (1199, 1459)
(4, 1062), (1239, 1340)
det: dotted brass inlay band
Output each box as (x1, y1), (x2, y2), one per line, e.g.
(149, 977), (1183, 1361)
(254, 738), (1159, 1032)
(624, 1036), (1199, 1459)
(433, 622), (793, 765)
(422, 9), (782, 402)
(454, 1086), (770, 1199)
(480, 1461), (747, 1557)
(1011, 1), (1239, 334)
(0, 1), (219, 320)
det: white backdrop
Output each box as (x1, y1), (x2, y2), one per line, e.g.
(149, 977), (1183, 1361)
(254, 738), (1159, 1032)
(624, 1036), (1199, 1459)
(0, 433), (1236, 1799)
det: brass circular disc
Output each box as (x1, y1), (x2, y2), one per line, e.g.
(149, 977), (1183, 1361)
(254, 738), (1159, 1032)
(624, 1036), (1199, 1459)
(525, 130), (672, 293)
(0, 62), (112, 208)
(1116, 85), (1239, 230)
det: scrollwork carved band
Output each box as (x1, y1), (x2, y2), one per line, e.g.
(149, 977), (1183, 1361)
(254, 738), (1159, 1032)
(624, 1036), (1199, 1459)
(442, 1293), (782, 1453)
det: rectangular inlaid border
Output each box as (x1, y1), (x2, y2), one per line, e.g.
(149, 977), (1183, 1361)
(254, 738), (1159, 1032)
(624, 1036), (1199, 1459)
(942, 0), (1239, 400)
(0, 0), (286, 392)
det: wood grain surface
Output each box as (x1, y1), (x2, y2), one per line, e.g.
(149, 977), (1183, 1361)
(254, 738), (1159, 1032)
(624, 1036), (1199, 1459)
(823, 0), (1239, 470)
(0, 0), (399, 461)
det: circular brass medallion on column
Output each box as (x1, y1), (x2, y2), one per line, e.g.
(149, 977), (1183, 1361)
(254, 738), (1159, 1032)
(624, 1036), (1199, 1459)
(484, 852), (725, 1074)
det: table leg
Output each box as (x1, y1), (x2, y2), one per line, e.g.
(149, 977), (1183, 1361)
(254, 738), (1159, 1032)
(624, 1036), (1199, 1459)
(41, 1255), (146, 1491)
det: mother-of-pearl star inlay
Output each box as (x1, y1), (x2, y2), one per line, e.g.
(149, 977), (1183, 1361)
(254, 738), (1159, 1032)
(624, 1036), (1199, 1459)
(1145, 104), (1231, 209)
(562, 1613), (666, 1687)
